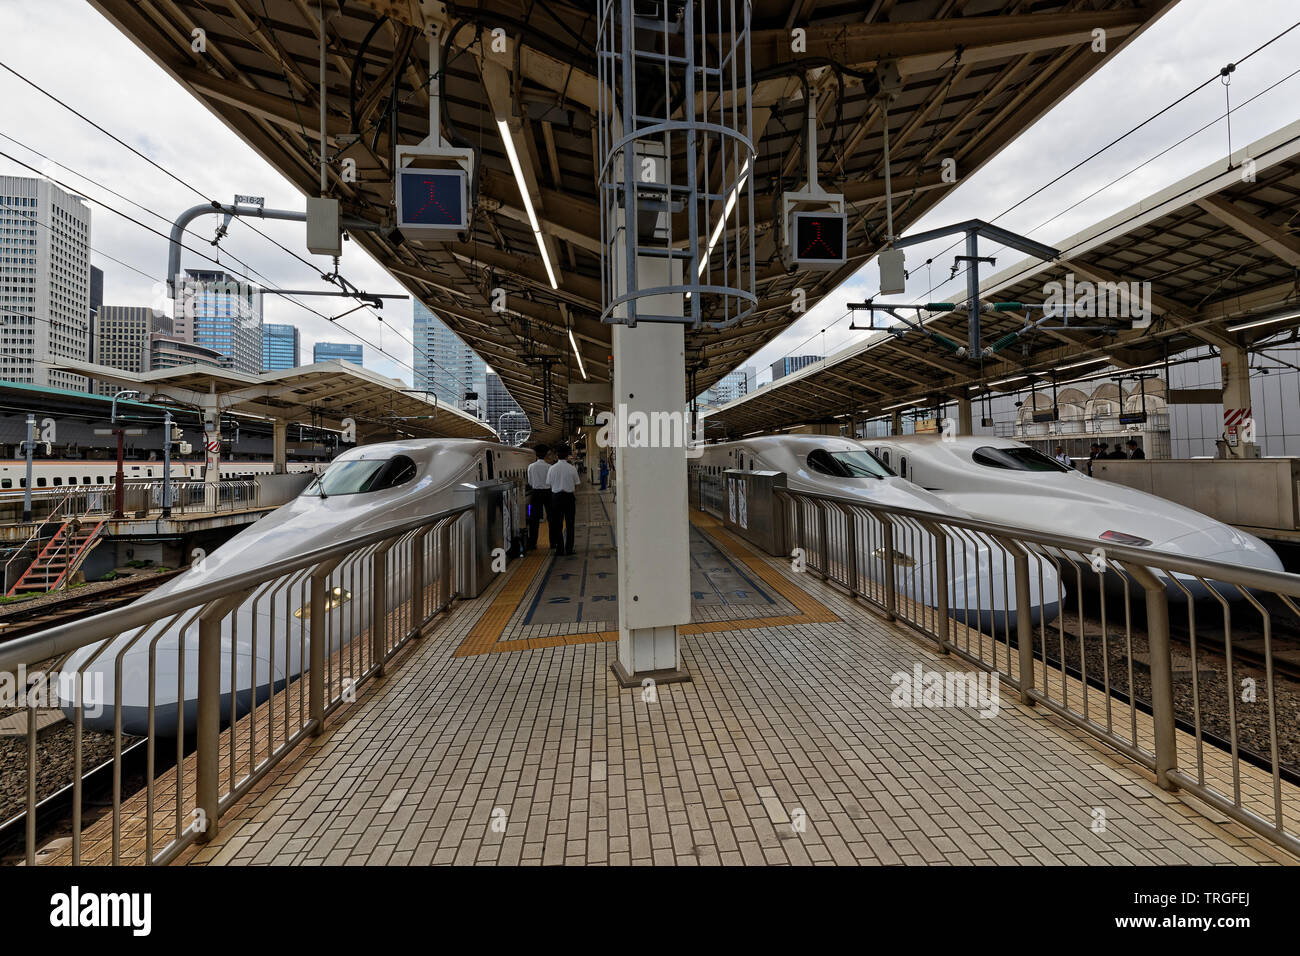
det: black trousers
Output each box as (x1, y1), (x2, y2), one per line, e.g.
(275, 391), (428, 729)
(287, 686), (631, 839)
(549, 490), (576, 554)
(527, 489), (550, 550)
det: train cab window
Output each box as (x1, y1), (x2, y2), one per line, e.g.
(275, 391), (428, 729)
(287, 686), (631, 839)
(305, 454), (418, 496)
(805, 449), (894, 479)
(971, 445), (1069, 473)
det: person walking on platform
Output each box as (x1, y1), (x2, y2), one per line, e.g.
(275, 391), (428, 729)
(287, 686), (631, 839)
(525, 443), (551, 552)
(599, 455), (610, 491)
(1053, 445), (1073, 469)
(1125, 438), (1146, 460)
(547, 443), (580, 556)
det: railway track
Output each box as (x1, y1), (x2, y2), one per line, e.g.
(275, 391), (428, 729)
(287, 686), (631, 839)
(0, 569), (183, 643)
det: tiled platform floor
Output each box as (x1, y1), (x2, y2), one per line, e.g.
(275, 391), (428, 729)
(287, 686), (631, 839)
(166, 491), (1295, 865)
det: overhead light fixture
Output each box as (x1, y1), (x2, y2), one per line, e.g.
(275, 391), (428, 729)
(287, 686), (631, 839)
(986, 374), (1030, 388)
(497, 118), (559, 290)
(881, 398), (925, 411)
(697, 158), (751, 281)
(1055, 355), (1112, 371)
(1225, 307), (1300, 333)
(568, 328), (587, 380)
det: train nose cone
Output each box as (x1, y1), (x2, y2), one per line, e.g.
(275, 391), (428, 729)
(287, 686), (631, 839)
(1158, 526), (1284, 574)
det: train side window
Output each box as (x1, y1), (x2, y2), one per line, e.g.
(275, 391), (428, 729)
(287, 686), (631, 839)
(53, 477), (62, 486)
(96, 476), (105, 484)
(486, 451), (495, 479)
(82, 477), (91, 485)
(19, 479), (25, 488)
(880, 450), (890, 467)
(899, 456), (908, 479)
(0, 479), (9, 489)
(36, 477), (46, 487)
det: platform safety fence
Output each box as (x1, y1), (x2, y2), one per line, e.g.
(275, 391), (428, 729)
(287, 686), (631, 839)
(0, 502), (473, 866)
(696, 470), (1300, 857)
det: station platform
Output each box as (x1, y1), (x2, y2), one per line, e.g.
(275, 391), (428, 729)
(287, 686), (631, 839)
(43, 487), (1297, 866)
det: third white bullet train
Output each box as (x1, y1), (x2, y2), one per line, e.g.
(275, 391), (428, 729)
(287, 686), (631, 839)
(860, 434), (1284, 595)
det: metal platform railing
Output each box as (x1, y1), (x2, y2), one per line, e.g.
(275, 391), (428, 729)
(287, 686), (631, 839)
(0, 503), (472, 866)
(696, 470), (1300, 857)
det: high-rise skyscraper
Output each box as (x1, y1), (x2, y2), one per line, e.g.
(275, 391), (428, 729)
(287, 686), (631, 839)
(313, 341), (363, 366)
(94, 306), (173, 393)
(0, 176), (92, 390)
(174, 268), (262, 372)
(263, 323), (300, 370)
(485, 372), (527, 442)
(412, 301), (487, 414)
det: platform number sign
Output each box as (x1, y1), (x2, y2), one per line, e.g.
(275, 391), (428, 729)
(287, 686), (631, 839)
(792, 211), (846, 268)
(396, 168), (469, 235)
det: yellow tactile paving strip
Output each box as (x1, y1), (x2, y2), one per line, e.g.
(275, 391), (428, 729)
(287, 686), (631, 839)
(451, 510), (839, 657)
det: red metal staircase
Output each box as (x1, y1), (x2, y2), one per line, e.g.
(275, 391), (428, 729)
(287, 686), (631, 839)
(6, 519), (107, 596)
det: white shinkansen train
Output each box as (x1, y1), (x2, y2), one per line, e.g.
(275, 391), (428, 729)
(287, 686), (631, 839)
(0, 458), (326, 492)
(65, 439), (534, 735)
(691, 435), (1061, 630)
(861, 435), (1284, 595)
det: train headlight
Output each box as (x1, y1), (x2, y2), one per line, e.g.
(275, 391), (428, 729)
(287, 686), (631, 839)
(294, 586), (353, 620)
(872, 547), (916, 568)
(1098, 530), (1152, 547)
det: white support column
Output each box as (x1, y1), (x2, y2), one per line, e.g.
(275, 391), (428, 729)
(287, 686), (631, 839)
(1219, 344), (1258, 459)
(610, 255), (691, 686)
(201, 395), (221, 483)
(272, 420), (288, 475)
(956, 397), (973, 435)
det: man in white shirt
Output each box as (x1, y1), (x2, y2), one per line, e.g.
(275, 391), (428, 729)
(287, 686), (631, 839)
(546, 443), (581, 555)
(525, 443), (551, 552)
(1052, 445), (1073, 469)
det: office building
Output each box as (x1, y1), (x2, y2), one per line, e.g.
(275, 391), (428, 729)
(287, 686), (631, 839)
(94, 305), (173, 392)
(174, 268), (262, 372)
(313, 341), (362, 366)
(263, 323), (300, 370)
(770, 355), (822, 381)
(412, 300), (487, 414)
(147, 332), (230, 371)
(0, 175), (92, 390)
(485, 372), (527, 441)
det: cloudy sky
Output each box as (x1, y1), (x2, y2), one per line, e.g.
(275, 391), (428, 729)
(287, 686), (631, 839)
(0, 0), (1297, 393)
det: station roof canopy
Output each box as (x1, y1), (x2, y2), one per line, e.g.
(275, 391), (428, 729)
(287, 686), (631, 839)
(90, 0), (1182, 439)
(50, 360), (495, 441)
(703, 120), (1300, 438)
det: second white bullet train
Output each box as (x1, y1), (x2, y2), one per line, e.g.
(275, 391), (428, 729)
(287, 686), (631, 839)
(692, 435), (1061, 631)
(64, 439), (534, 736)
(861, 435), (1284, 595)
